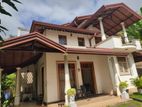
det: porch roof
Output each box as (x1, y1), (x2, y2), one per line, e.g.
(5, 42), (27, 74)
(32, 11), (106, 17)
(0, 32), (129, 73)
(80, 3), (142, 36)
(0, 32), (66, 73)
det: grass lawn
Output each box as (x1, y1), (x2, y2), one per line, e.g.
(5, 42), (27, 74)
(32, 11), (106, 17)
(108, 100), (142, 107)
(130, 93), (142, 100)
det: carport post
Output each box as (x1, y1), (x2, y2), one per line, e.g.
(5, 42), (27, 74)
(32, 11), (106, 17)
(64, 53), (71, 106)
(121, 22), (129, 43)
(98, 17), (106, 41)
(14, 67), (21, 106)
(0, 68), (3, 107)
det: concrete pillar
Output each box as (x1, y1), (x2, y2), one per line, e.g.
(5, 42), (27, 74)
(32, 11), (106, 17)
(98, 17), (106, 41)
(14, 67), (21, 106)
(0, 68), (3, 107)
(64, 53), (71, 106)
(127, 54), (138, 77)
(43, 53), (48, 105)
(107, 57), (116, 93)
(121, 22), (129, 43)
(107, 56), (121, 96)
(76, 59), (83, 87)
(113, 57), (121, 96)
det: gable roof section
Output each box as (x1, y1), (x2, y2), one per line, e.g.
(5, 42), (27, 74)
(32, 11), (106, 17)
(80, 3), (142, 36)
(30, 21), (99, 35)
(69, 14), (92, 27)
(0, 32), (66, 71)
(0, 32), (66, 53)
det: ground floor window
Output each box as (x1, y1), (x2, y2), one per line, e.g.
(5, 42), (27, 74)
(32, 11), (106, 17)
(117, 57), (130, 75)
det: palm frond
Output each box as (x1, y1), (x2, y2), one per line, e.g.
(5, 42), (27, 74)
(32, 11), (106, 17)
(2, 0), (18, 11)
(12, 0), (22, 4)
(0, 5), (12, 16)
(0, 25), (8, 31)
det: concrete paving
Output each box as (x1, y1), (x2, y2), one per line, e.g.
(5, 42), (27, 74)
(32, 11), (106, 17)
(19, 95), (123, 107)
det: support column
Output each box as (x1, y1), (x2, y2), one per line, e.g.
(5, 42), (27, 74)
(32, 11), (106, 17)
(43, 53), (48, 105)
(64, 53), (71, 106)
(108, 56), (121, 96)
(0, 68), (3, 107)
(14, 67), (21, 106)
(113, 57), (121, 96)
(98, 17), (106, 41)
(121, 22), (129, 43)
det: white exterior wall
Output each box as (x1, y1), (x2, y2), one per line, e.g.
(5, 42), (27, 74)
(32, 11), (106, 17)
(119, 54), (138, 88)
(108, 54), (138, 90)
(44, 29), (92, 47)
(45, 53), (113, 102)
(96, 36), (122, 48)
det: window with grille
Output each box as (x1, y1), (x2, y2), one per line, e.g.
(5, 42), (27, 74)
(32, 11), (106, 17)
(58, 35), (67, 45)
(78, 37), (85, 46)
(117, 57), (130, 75)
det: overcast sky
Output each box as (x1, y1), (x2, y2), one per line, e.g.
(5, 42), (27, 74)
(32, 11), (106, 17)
(1, 0), (142, 37)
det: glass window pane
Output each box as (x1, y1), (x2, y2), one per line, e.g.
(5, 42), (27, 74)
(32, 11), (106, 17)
(59, 35), (67, 45)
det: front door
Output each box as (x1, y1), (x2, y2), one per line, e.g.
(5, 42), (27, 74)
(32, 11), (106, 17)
(80, 62), (96, 94)
(58, 63), (76, 100)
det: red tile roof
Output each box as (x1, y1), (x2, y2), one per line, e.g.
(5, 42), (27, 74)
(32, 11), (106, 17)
(30, 21), (100, 35)
(80, 3), (142, 36)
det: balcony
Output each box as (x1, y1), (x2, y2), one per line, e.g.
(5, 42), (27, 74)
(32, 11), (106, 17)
(96, 36), (141, 52)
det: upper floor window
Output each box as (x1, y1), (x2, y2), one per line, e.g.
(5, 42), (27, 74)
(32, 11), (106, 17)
(95, 37), (101, 44)
(58, 35), (67, 45)
(78, 37), (85, 46)
(117, 57), (130, 75)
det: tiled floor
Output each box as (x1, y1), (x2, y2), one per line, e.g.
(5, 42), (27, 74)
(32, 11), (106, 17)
(19, 95), (123, 107)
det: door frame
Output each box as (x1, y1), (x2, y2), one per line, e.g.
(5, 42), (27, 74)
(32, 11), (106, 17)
(57, 61), (77, 100)
(41, 67), (44, 97)
(80, 62), (97, 94)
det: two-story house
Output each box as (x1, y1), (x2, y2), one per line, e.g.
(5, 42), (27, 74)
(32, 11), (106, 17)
(0, 3), (142, 106)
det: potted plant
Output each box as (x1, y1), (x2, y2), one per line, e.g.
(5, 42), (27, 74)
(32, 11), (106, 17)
(67, 88), (77, 107)
(131, 76), (142, 94)
(67, 88), (76, 97)
(119, 81), (128, 92)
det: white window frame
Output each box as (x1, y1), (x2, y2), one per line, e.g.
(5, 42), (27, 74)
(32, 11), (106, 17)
(58, 35), (67, 45)
(117, 56), (130, 75)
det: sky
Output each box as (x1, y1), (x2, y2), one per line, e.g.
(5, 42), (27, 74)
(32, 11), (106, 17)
(1, 0), (142, 38)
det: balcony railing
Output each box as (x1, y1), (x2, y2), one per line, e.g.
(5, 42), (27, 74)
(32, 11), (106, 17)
(95, 36), (141, 51)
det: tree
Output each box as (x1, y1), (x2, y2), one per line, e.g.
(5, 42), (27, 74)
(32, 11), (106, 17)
(127, 7), (142, 42)
(0, 0), (21, 36)
(1, 73), (16, 106)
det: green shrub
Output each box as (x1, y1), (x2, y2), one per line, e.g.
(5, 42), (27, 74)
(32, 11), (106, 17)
(119, 81), (128, 89)
(67, 88), (76, 96)
(131, 76), (142, 89)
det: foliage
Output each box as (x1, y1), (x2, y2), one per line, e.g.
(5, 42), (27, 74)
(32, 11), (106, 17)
(67, 88), (76, 96)
(108, 100), (142, 107)
(1, 73), (16, 106)
(0, 0), (21, 35)
(119, 81), (128, 89)
(130, 92), (142, 100)
(131, 76), (142, 89)
(127, 20), (142, 41)
(127, 7), (142, 42)
(2, 73), (16, 90)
